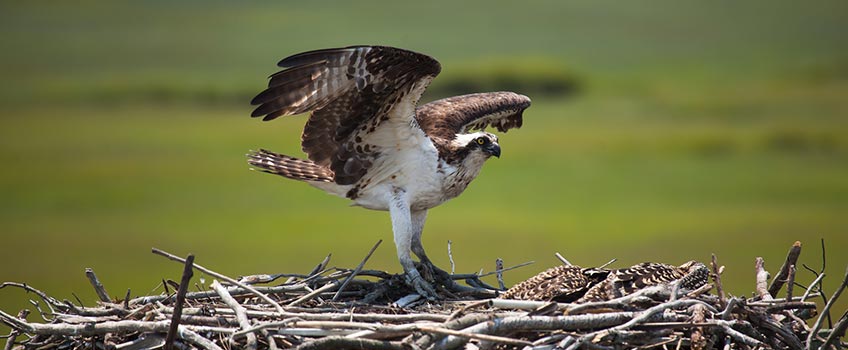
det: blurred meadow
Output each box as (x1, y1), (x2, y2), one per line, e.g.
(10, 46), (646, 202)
(1, 0), (847, 323)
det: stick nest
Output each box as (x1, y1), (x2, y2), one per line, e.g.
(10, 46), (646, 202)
(2, 241), (846, 350)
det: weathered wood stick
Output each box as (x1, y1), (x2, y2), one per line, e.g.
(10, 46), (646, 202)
(295, 336), (409, 350)
(212, 280), (256, 350)
(289, 282), (337, 307)
(554, 252), (571, 266)
(332, 240), (381, 301)
(755, 257), (773, 301)
(710, 254), (727, 308)
(715, 320), (764, 348)
(85, 268), (111, 303)
(487, 298), (570, 311)
(165, 253), (194, 350)
(159, 305), (452, 322)
(821, 309), (848, 350)
(768, 241), (802, 297)
(417, 325), (532, 347)
(807, 264), (848, 350)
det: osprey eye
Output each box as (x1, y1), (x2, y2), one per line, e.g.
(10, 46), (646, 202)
(476, 137), (486, 145)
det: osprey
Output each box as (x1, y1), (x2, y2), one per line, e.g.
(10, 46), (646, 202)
(247, 45), (531, 298)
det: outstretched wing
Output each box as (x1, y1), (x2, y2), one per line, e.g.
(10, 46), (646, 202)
(250, 46), (441, 185)
(415, 91), (531, 142)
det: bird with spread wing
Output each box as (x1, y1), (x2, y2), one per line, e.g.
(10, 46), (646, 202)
(247, 45), (531, 299)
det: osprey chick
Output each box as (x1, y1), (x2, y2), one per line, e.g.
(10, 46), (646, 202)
(247, 46), (531, 299)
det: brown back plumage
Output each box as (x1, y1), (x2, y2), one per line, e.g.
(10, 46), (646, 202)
(501, 265), (609, 302)
(578, 261), (708, 303)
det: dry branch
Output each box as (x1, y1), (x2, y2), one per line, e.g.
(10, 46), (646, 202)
(769, 241), (802, 297)
(165, 253), (194, 350)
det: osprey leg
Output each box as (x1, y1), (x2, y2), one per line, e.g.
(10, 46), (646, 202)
(389, 189), (439, 299)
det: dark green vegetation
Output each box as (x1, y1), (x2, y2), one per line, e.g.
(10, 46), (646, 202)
(1, 1), (847, 322)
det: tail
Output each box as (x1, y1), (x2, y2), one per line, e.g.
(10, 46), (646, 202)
(247, 149), (334, 182)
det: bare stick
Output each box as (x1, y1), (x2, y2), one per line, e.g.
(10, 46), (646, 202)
(598, 258), (617, 269)
(165, 254), (194, 350)
(475, 260), (534, 278)
(151, 247), (285, 314)
(296, 336), (409, 350)
(755, 257), (773, 301)
(3, 310), (28, 350)
(289, 282), (337, 307)
(555, 252), (572, 266)
(212, 280), (256, 350)
(807, 264), (848, 350)
(801, 272), (826, 302)
(495, 258), (506, 290)
(307, 254), (332, 278)
(416, 325), (532, 347)
(785, 265), (796, 302)
(447, 240), (455, 275)
(488, 298), (569, 311)
(710, 254), (727, 308)
(821, 309), (848, 350)
(332, 240), (380, 301)
(715, 320), (764, 347)
(0, 282), (62, 315)
(768, 241), (802, 296)
(85, 268), (111, 303)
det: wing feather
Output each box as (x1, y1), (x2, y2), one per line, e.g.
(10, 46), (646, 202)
(415, 91), (531, 142)
(250, 45), (441, 185)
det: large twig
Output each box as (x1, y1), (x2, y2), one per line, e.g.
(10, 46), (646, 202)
(151, 247), (285, 314)
(84, 268), (111, 303)
(755, 257), (773, 301)
(332, 240), (381, 301)
(212, 280), (257, 350)
(808, 264), (848, 350)
(710, 254), (727, 309)
(295, 336), (410, 350)
(165, 254), (194, 350)
(769, 241), (802, 297)
(821, 309), (848, 350)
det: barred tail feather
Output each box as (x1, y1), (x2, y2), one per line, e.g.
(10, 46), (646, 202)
(247, 149), (333, 182)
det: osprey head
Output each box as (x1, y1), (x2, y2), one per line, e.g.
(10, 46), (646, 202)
(455, 131), (501, 158)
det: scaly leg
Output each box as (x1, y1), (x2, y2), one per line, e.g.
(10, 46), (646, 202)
(410, 209), (457, 288)
(389, 188), (438, 299)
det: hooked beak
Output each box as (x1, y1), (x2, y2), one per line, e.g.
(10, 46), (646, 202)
(486, 143), (501, 158)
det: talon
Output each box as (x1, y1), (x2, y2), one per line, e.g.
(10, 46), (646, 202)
(404, 269), (440, 300)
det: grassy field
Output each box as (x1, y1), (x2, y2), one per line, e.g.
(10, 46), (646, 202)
(2, 0), (848, 328)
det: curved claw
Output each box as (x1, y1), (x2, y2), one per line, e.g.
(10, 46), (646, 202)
(405, 269), (440, 300)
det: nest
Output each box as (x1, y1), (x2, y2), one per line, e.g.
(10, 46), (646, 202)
(2, 241), (846, 350)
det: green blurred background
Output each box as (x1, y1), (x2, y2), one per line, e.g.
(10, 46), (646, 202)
(2, 0), (847, 325)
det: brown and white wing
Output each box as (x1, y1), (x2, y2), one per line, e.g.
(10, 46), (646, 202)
(415, 91), (531, 141)
(250, 46), (441, 185)
(502, 265), (601, 302)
